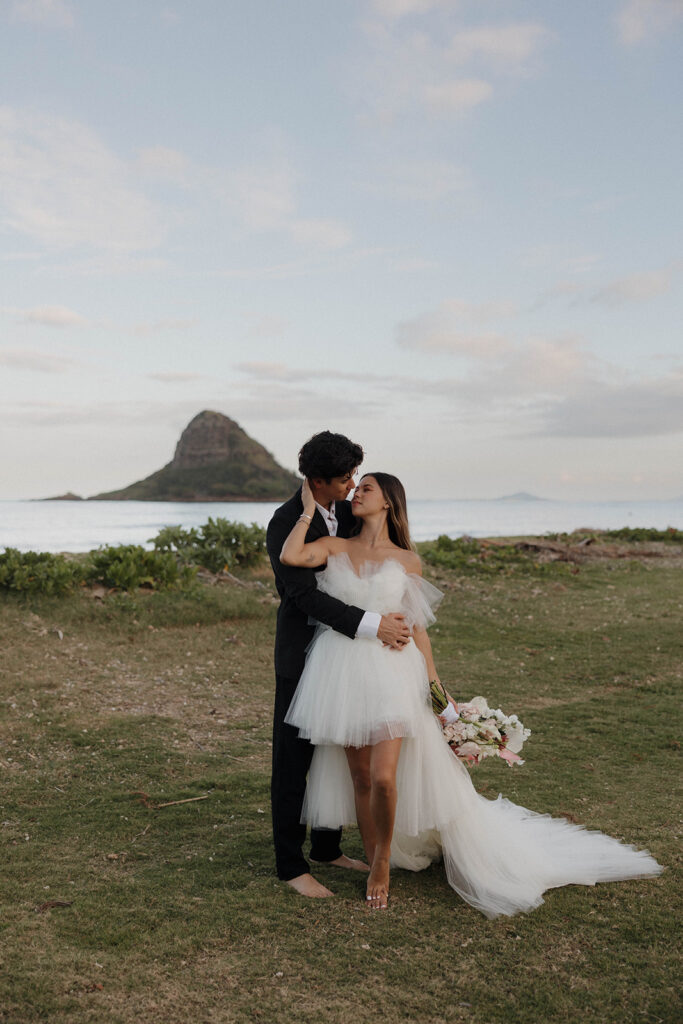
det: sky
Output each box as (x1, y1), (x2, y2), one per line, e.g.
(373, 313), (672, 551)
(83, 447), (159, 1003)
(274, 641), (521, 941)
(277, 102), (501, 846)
(1, 0), (682, 502)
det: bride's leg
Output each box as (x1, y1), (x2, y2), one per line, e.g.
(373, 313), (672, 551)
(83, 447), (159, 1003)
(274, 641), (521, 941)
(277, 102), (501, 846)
(366, 737), (403, 910)
(344, 746), (375, 865)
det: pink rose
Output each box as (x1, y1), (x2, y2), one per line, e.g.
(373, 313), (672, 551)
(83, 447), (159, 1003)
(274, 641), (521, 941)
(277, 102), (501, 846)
(457, 741), (482, 763)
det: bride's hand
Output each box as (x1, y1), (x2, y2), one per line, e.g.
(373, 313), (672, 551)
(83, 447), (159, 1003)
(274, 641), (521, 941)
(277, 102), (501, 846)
(301, 478), (316, 517)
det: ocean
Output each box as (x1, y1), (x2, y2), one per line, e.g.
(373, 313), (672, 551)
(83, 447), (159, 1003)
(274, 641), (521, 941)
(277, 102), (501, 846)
(1, 498), (681, 553)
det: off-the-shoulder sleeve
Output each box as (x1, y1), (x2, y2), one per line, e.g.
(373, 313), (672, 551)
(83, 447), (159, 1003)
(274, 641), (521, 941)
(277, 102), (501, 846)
(402, 573), (444, 629)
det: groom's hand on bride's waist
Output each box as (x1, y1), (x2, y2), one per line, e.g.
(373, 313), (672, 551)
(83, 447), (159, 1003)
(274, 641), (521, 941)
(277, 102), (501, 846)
(378, 613), (411, 650)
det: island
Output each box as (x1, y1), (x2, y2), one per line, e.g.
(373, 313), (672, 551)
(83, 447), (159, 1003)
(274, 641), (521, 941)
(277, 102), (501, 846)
(42, 492), (85, 501)
(497, 492), (546, 502)
(89, 410), (300, 502)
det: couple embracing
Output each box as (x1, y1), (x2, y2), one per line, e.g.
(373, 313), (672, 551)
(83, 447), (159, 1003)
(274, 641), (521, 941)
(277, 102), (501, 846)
(267, 432), (661, 916)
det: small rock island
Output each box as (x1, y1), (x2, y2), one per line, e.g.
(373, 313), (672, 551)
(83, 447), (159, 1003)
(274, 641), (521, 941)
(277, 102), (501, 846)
(90, 410), (300, 501)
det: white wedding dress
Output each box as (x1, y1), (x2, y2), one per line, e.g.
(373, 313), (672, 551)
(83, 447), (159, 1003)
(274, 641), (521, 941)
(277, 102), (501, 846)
(285, 554), (662, 918)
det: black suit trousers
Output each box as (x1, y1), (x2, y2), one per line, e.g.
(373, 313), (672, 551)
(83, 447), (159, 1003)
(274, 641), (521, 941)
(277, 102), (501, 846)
(271, 672), (343, 880)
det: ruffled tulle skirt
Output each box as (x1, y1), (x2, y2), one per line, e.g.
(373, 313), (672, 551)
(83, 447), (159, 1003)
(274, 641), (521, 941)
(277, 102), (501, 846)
(285, 629), (431, 748)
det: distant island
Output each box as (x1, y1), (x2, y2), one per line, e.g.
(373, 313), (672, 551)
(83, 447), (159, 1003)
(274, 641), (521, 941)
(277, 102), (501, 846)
(87, 411), (301, 502)
(497, 492), (546, 502)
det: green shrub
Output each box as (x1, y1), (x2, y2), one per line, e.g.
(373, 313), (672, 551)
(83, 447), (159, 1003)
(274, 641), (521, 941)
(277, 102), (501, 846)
(149, 524), (199, 561)
(420, 535), (562, 576)
(545, 527), (682, 544)
(604, 526), (683, 544)
(0, 548), (78, 594)
(85, 544), (195, 591)
(0, 548), (84, 595)
(151, 517), (266, 573)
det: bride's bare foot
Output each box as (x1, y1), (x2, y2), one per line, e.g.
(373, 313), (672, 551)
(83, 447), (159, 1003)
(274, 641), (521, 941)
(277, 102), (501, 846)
(314, 854), (370, 873)
(365, 857), (390, 910)
(285, 873), (334, 898)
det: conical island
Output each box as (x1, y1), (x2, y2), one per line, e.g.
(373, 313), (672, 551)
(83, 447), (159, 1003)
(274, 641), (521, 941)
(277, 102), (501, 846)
(91, 411), (300, 501)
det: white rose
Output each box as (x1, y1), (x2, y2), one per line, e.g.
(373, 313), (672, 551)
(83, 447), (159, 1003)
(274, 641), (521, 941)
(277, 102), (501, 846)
(505, 722), (527, 753)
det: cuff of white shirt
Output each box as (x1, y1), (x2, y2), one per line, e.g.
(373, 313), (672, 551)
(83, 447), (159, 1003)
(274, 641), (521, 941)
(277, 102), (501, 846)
(356, 610), (381, 639)
(440, 702), (460, 724)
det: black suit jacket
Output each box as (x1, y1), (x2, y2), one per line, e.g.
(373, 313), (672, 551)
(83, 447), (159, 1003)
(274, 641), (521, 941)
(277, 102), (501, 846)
(267, 488), (365, 680)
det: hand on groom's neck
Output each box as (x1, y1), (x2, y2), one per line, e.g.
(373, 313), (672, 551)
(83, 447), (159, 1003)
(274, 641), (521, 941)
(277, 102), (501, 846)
(309, 484), (332, 511)
(309, 479), (336, 511)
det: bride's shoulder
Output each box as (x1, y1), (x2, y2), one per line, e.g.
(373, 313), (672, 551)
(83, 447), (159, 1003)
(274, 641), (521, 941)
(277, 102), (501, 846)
(392, 549), (422, 576)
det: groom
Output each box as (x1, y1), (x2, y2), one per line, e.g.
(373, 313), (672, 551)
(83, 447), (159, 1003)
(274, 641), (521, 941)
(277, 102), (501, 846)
(266, 431), (411, 897)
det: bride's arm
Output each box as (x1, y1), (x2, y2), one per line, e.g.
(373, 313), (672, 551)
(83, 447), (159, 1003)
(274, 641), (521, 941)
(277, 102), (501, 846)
(280, 479), (342, 567)
(413, 626), (457, 718)
(412, 626), (440, 686)
(409, 555), (456, 712)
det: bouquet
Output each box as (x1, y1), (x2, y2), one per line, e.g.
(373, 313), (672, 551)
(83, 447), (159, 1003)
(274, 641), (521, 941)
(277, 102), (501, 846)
(430, 681), (530, 767)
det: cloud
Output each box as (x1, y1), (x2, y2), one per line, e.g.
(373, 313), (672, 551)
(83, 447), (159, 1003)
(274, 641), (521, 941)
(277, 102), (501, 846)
(395, 313), (683, 437)
(363, 159), (469, 202)
(238, 347), (683, 440)
(399, 324), (507, 357)
(147, 372), (207, 383)
(1, 304), (89, 327)
(132, 318), (198, 335)
(590, 270), (671, 306)
(357, 14), (550, 123)
(562, 253), (602, 274)
(288, 218), (352, 250)
(0, 348), (73, 372)
(228, 164), (352, 249)
(23, 305), (88, 327)
(371, 0), (448, 18)
(236, 362), (372, 385)
(423, 79), (493, 113)
(137, 145), (352, 253)
(532, 281), (584, 309)
(0, 107), (164, 253)
(465, 336), (596, 399)
(616, 0), (683, 45)
(448, 23), (551, 69)
(160, 7), (180, 27)
(542, 373), (683, 437)
(10, 0), (73, 28)
(396, 299), (516, 356)
(244, 315), (290, 338)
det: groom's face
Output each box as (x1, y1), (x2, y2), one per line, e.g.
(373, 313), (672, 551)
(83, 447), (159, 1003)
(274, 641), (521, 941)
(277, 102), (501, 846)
(312, 469), (357, 506)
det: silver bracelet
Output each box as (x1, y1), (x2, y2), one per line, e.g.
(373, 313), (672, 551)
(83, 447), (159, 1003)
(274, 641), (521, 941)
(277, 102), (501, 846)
(298, 513), (312, 523)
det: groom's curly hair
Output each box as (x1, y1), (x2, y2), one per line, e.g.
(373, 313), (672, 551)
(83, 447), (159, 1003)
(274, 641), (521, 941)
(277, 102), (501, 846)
(298, 431), (364, 482)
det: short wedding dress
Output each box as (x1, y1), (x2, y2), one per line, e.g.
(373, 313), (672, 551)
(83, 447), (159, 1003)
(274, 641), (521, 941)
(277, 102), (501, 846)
(285, 554), (662, 918)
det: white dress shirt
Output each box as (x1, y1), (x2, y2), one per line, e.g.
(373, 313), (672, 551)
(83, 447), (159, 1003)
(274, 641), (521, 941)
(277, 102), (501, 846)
(316, 500), (381, 640)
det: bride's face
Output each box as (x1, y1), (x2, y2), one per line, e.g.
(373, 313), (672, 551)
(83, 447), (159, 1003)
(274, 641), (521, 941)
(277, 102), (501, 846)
(351, 476), (387, 518)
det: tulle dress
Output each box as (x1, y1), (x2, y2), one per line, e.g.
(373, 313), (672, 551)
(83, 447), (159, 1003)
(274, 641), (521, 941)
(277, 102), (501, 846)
(285, 553), (663, 918)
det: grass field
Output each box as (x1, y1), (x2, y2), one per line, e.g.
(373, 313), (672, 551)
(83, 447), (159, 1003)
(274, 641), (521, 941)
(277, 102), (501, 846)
(1, 550), (681, 1024)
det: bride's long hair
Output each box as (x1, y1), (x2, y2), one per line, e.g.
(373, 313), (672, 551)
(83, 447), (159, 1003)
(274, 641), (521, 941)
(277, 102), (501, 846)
(358, 472), (414, 551)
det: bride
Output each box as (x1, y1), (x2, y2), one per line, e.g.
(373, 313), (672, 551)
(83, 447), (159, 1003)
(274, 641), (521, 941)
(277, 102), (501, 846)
(280, 473), (662, 914)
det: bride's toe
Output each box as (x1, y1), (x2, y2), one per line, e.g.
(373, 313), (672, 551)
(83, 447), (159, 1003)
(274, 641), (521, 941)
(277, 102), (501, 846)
(365, 884), (389, 910)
